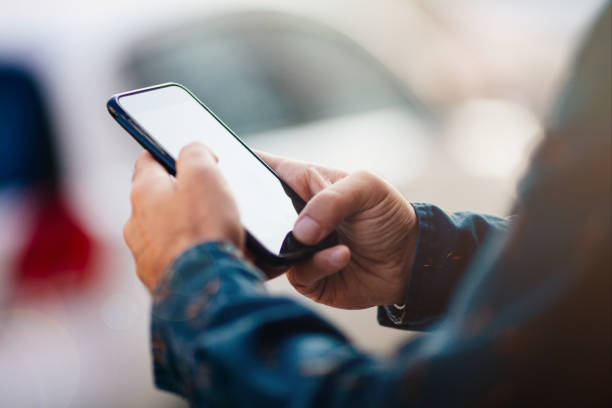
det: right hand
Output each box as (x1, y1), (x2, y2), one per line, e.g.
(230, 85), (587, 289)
(257, 151), (418, 309)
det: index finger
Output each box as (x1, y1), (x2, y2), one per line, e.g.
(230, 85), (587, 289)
(253, 149), (284, 172)
(131, 151), (174, 200)
(133, 151), (172, 185)
(253, 149), (347, 183)
(176, 142), (219, 180)
(175, 142), (227, 198)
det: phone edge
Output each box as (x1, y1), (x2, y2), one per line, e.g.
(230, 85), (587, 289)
(106, 83), (336, 274)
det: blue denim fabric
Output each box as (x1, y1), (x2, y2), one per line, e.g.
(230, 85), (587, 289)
(378, 203), (510, 330)
(150, 6), (610, 407)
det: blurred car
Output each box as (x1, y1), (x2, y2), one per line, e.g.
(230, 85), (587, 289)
(122, 11), (436, 189)
(119, 9), (548, 218)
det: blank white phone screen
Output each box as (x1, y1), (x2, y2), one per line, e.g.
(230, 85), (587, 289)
(119, 85), (298, 254)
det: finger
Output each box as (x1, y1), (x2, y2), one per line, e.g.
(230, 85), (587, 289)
(254, 149), (347, 185)
(177, 142), (218, 173)
(307, 166), (331, 192)
(131, 151), (174, 204)
(286, 245), (350, 293)
(254, 150), (339, 201)
(253, 150), (285, 172)
(254, 150), (316, 199)
(176, 142), (221, 189)
(293, 171), (378, 245)
(132, 151), (162, 181)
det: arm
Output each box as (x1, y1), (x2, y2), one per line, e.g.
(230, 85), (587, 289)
(151, 240), (509, 407)
(256, 152), (510, 329)
(152, 242), (398, 407)
(378, 203), (511, 330)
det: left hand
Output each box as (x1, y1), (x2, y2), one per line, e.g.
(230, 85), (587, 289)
(256, 151), (417, 309)
(123, 143), (244, 292)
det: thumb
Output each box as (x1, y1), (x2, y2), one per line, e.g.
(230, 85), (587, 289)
(292, 170), (377, 245)
(286, 245), (351, 296)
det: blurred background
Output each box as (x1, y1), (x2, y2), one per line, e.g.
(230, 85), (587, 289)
(0, 0), (607, 406)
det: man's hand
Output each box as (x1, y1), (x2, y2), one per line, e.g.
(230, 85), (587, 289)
(124, 143), (244, 292)
(258, 151), (418, 309)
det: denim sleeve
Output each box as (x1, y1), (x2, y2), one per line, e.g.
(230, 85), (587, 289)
(150, 238), (535, 408)
(151, 242), (394, 407)
(378, 203), (511, 331)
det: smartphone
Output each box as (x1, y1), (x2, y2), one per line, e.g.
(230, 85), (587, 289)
(107, 83), (336, 275)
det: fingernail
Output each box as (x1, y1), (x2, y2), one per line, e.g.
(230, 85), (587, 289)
(293, 216), (321, 244)
(330, 247), (348, 267)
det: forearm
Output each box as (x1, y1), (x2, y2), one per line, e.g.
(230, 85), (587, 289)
(379, 203), (511, 331)
(150, 239), (525, 407)
(152, 242), (406, 407)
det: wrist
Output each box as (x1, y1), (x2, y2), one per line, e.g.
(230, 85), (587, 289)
(153, 232), (245, 292)
(169, 226), (244, 264)
(391, 202), (418, 305)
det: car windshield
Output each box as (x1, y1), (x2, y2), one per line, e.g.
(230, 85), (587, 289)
(123, 13), (423, 136)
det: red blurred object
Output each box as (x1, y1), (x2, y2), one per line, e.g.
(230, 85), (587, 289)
(14, 192), (97, 295)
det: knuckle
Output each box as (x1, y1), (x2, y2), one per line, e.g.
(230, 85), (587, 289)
(352, 169), (377, 183)
(287, 270), (324, 300)
(183, 141), (205, 153)
(306, 189), (345, 231)
(351, 170), (384, 198)
(185, 141), (201, 148)
(183, 160), (217, 182)
(304, 166), (328, 190)
(286, 269), (311, 291)
(181, 142), (216, 162)
(178, 145), (218, 180)
(178, 143), (203, 162)
(286, 269), (301, 287)
(322, 189), (344, 213)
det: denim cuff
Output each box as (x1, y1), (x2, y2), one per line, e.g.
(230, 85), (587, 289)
(378, 203), (438, 331)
